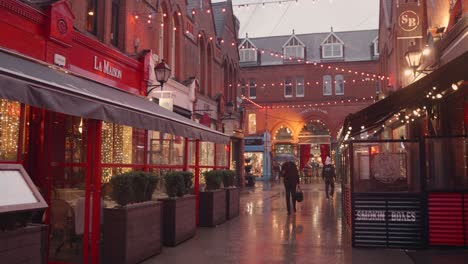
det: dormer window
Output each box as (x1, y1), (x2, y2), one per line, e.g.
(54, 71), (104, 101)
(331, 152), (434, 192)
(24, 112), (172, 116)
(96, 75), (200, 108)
(321, 32), (344, 59)
(283, 33), (305, 60)
(372, 37), (379, 56)
(239, 39), (257, 63)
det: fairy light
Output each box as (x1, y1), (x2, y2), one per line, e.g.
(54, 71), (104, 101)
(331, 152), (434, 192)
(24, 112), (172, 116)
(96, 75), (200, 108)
(0, 99), (20, 161)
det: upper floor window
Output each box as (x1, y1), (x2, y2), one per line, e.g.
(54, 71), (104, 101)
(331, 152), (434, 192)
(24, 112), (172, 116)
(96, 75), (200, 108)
(373, 37), (379, 56)
(249, 79), (256, 99)
(248, 113), (257, 134)
(322, 34), (343, 58)
(240, 82), (246, 96)
(283, 36), (304, 59)
(296, 77), (304, 97)
(335, 75), (344, 95)
(323, 75), (332, 95)
(284, 79), (293, 97)
(239, 40), (257, 62)
(110, 0), (120, 47)
(86, 0), (98, 35)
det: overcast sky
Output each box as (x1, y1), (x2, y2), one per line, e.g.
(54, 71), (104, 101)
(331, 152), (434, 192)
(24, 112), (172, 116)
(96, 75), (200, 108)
(212, 0), (380, 38)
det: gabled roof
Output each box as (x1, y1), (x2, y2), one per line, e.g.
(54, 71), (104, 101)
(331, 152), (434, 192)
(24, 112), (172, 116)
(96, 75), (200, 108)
(239, 37), (256, 49)
(239, 29), (378, 66)
(320, 31), (345, 45)
(212, 2), (227, 37)
(282, 33), (306, 48)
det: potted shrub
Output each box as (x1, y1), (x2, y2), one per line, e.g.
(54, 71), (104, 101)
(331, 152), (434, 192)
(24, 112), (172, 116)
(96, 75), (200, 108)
(223, 170), (240, 220)
(198, 170), (226, 227)
(158, 171), (196, 247)
(103, 171), (162, 264)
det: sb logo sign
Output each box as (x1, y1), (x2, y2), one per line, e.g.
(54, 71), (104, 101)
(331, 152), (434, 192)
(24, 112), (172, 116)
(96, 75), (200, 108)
(399, 10), (420, 32)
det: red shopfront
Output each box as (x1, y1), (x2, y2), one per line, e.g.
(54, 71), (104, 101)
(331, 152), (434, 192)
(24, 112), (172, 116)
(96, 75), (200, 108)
(0, 1), (230, 263)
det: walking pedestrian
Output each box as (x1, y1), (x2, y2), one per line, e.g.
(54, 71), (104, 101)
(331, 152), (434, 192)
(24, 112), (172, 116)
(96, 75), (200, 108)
(281, 161), (300, 215)
(322, 156), (336, 199)
(272, 161), (281, 183)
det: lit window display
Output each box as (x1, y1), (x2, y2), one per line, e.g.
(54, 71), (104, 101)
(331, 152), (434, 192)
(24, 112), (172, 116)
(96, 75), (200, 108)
(200, 141), (214, 166)
(215, 143), (228, 167)
(244, 152), (263, 177)
(0, 99), (20, 161)
(248, 113), (256, 134)
(101, 122), (145, 182)
(148, 131), (185, 166)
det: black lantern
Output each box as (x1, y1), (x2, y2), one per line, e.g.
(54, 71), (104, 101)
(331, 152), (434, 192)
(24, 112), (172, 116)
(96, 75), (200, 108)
(154, 59), (171, 90)
(225, 101), (234, 115)
(404, 43), (422, 74)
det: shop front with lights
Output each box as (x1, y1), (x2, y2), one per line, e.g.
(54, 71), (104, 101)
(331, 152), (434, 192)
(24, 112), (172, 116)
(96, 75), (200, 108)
(340, 45), (468, 248)
(0, 2), (230, 263)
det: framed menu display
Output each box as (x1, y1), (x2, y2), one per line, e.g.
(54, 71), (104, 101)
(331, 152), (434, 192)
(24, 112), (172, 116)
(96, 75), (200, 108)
(0, 164), (47, 214)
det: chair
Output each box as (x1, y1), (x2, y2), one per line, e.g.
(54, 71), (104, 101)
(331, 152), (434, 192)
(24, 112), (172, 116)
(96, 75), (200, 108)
(50, 199), (79, 253)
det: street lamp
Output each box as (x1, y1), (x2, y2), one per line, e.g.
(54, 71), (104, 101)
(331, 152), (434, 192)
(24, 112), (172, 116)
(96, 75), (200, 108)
(221, 101), (235, 120)
(147, 59), (171, 97)
(404, 43), (423, 75)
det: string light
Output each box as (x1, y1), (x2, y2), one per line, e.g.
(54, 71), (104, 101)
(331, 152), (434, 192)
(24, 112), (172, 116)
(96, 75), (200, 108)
(0, 99), (20, 160)
(242, 95), (376, 109)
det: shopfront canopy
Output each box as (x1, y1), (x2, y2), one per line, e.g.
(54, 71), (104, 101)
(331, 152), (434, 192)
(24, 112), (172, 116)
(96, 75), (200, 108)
(0, 50), (229, 144)
(341, 50), (468, 139)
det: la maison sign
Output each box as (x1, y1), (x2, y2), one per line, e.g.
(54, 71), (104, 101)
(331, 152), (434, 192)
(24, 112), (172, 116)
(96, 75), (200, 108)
(355, 210), (416, 222)
(93, 56), (123, 79)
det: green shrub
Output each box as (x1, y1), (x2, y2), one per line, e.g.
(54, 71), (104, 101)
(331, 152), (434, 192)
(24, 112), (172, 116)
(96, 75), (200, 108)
(180, 171), (194, 194)
(110, 171), (159, 206)
(222, 170), (236, 187)
(163, 171), (195, 197)
(164, 172), (185, 197)
(203, 170), (223, 190)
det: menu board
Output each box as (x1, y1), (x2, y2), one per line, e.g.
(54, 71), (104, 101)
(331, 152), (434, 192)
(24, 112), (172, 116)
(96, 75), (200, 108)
(0, 164), (47, 214)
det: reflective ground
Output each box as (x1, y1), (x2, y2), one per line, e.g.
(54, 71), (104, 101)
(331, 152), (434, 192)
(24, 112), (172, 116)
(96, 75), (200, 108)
(144, 180), (468, 264)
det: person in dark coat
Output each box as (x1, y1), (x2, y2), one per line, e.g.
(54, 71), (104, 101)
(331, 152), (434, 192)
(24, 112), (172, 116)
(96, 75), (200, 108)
(322, 156), (336, 199)
(281, 161), (300, 214)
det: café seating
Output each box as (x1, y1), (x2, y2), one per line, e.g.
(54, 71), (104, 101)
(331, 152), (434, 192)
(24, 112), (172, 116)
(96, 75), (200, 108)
(50, 199), (81, 254)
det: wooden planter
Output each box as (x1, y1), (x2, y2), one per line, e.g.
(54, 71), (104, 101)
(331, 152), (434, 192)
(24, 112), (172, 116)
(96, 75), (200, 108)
(158, 195), (196, 247)
(0, 224), (48, 264)
(199, 189), (226, 227)
(225, 187), (240, 220)
(103, 201), (162, 264)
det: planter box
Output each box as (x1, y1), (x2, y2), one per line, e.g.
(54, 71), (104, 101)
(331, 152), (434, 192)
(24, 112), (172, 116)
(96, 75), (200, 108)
(225, 187), (240, 220)
(199, 189), (226, 227)
(158, 195), (196, 247)
(0, 224), (48, 264)
(103, 201), (162, 264)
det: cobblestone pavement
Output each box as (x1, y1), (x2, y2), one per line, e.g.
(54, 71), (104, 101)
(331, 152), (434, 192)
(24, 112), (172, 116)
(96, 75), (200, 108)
(143, 180), (467, 264)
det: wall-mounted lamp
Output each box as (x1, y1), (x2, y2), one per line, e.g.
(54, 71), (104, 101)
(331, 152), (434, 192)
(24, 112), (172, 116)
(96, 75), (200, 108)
(404, 43), (432, 76)
(146, 60), (171, 97)
(221, 101), (236, 120)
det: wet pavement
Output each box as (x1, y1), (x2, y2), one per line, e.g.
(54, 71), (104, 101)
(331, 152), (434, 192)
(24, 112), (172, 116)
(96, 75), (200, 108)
(144, 180), (467, 264)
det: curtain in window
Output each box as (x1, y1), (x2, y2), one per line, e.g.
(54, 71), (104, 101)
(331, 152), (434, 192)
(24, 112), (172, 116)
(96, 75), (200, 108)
(323, 75), (332, 95)
(335, 75), (344, 95)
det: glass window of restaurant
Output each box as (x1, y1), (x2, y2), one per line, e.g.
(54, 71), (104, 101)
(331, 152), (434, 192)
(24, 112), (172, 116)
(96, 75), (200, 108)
(0, 99), (21, 162)
(351, 141), (420, 193)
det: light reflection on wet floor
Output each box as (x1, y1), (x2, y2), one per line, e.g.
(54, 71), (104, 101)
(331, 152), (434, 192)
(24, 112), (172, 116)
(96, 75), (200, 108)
(144, 181), (414, 264)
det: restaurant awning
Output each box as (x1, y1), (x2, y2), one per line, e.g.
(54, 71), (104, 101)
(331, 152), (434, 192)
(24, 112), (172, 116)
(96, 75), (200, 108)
(341, 50), (468, 139)
(0, 50), (230, 144)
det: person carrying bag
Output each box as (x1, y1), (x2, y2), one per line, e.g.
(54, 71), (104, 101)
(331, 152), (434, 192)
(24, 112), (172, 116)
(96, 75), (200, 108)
(281, 161), (300, 215)
(295, 185), (304, 202)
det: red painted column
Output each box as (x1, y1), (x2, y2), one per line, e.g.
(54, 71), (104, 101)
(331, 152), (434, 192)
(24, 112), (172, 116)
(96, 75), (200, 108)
(195, 139), (200, 225)
(90, 120), (102, 264)
(183, 138), (189, 171)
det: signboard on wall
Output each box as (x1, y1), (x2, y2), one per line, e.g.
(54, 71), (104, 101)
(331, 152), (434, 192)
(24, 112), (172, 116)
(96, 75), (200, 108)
(397, 1), (423, 39)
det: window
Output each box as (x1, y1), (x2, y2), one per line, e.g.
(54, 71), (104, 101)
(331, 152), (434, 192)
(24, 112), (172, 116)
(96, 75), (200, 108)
(110, 0), (120, 47)
(322, 34), (343, 58)
(296, 77), (304, 97)
(248, 113), (256, 134)
(239, 41), (257, 62)
(249, 79), (256, 99)
(283, 37), (304, 59)
(0, 99), (20, 161)
(335, 75), (344, 95)
(323, 75), (332, 95)
(284, 79), (293, 97)
(373, 38), (379, 56)
(240, 82), (246, 96)
(86, 0), (98, 35)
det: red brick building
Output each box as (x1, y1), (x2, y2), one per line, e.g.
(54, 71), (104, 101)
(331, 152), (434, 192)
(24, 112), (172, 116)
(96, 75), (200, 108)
(238, 29), (380, 178)
(0, 0), (240, 263)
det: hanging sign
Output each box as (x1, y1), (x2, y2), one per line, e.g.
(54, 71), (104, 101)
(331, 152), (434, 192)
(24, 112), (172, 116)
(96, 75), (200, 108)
(397, 1), (423, 39)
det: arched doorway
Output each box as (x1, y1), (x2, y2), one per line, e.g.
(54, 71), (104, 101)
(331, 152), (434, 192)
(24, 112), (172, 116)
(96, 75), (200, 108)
(272, 126), (295, 163)
(298, 120), (331, 177)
